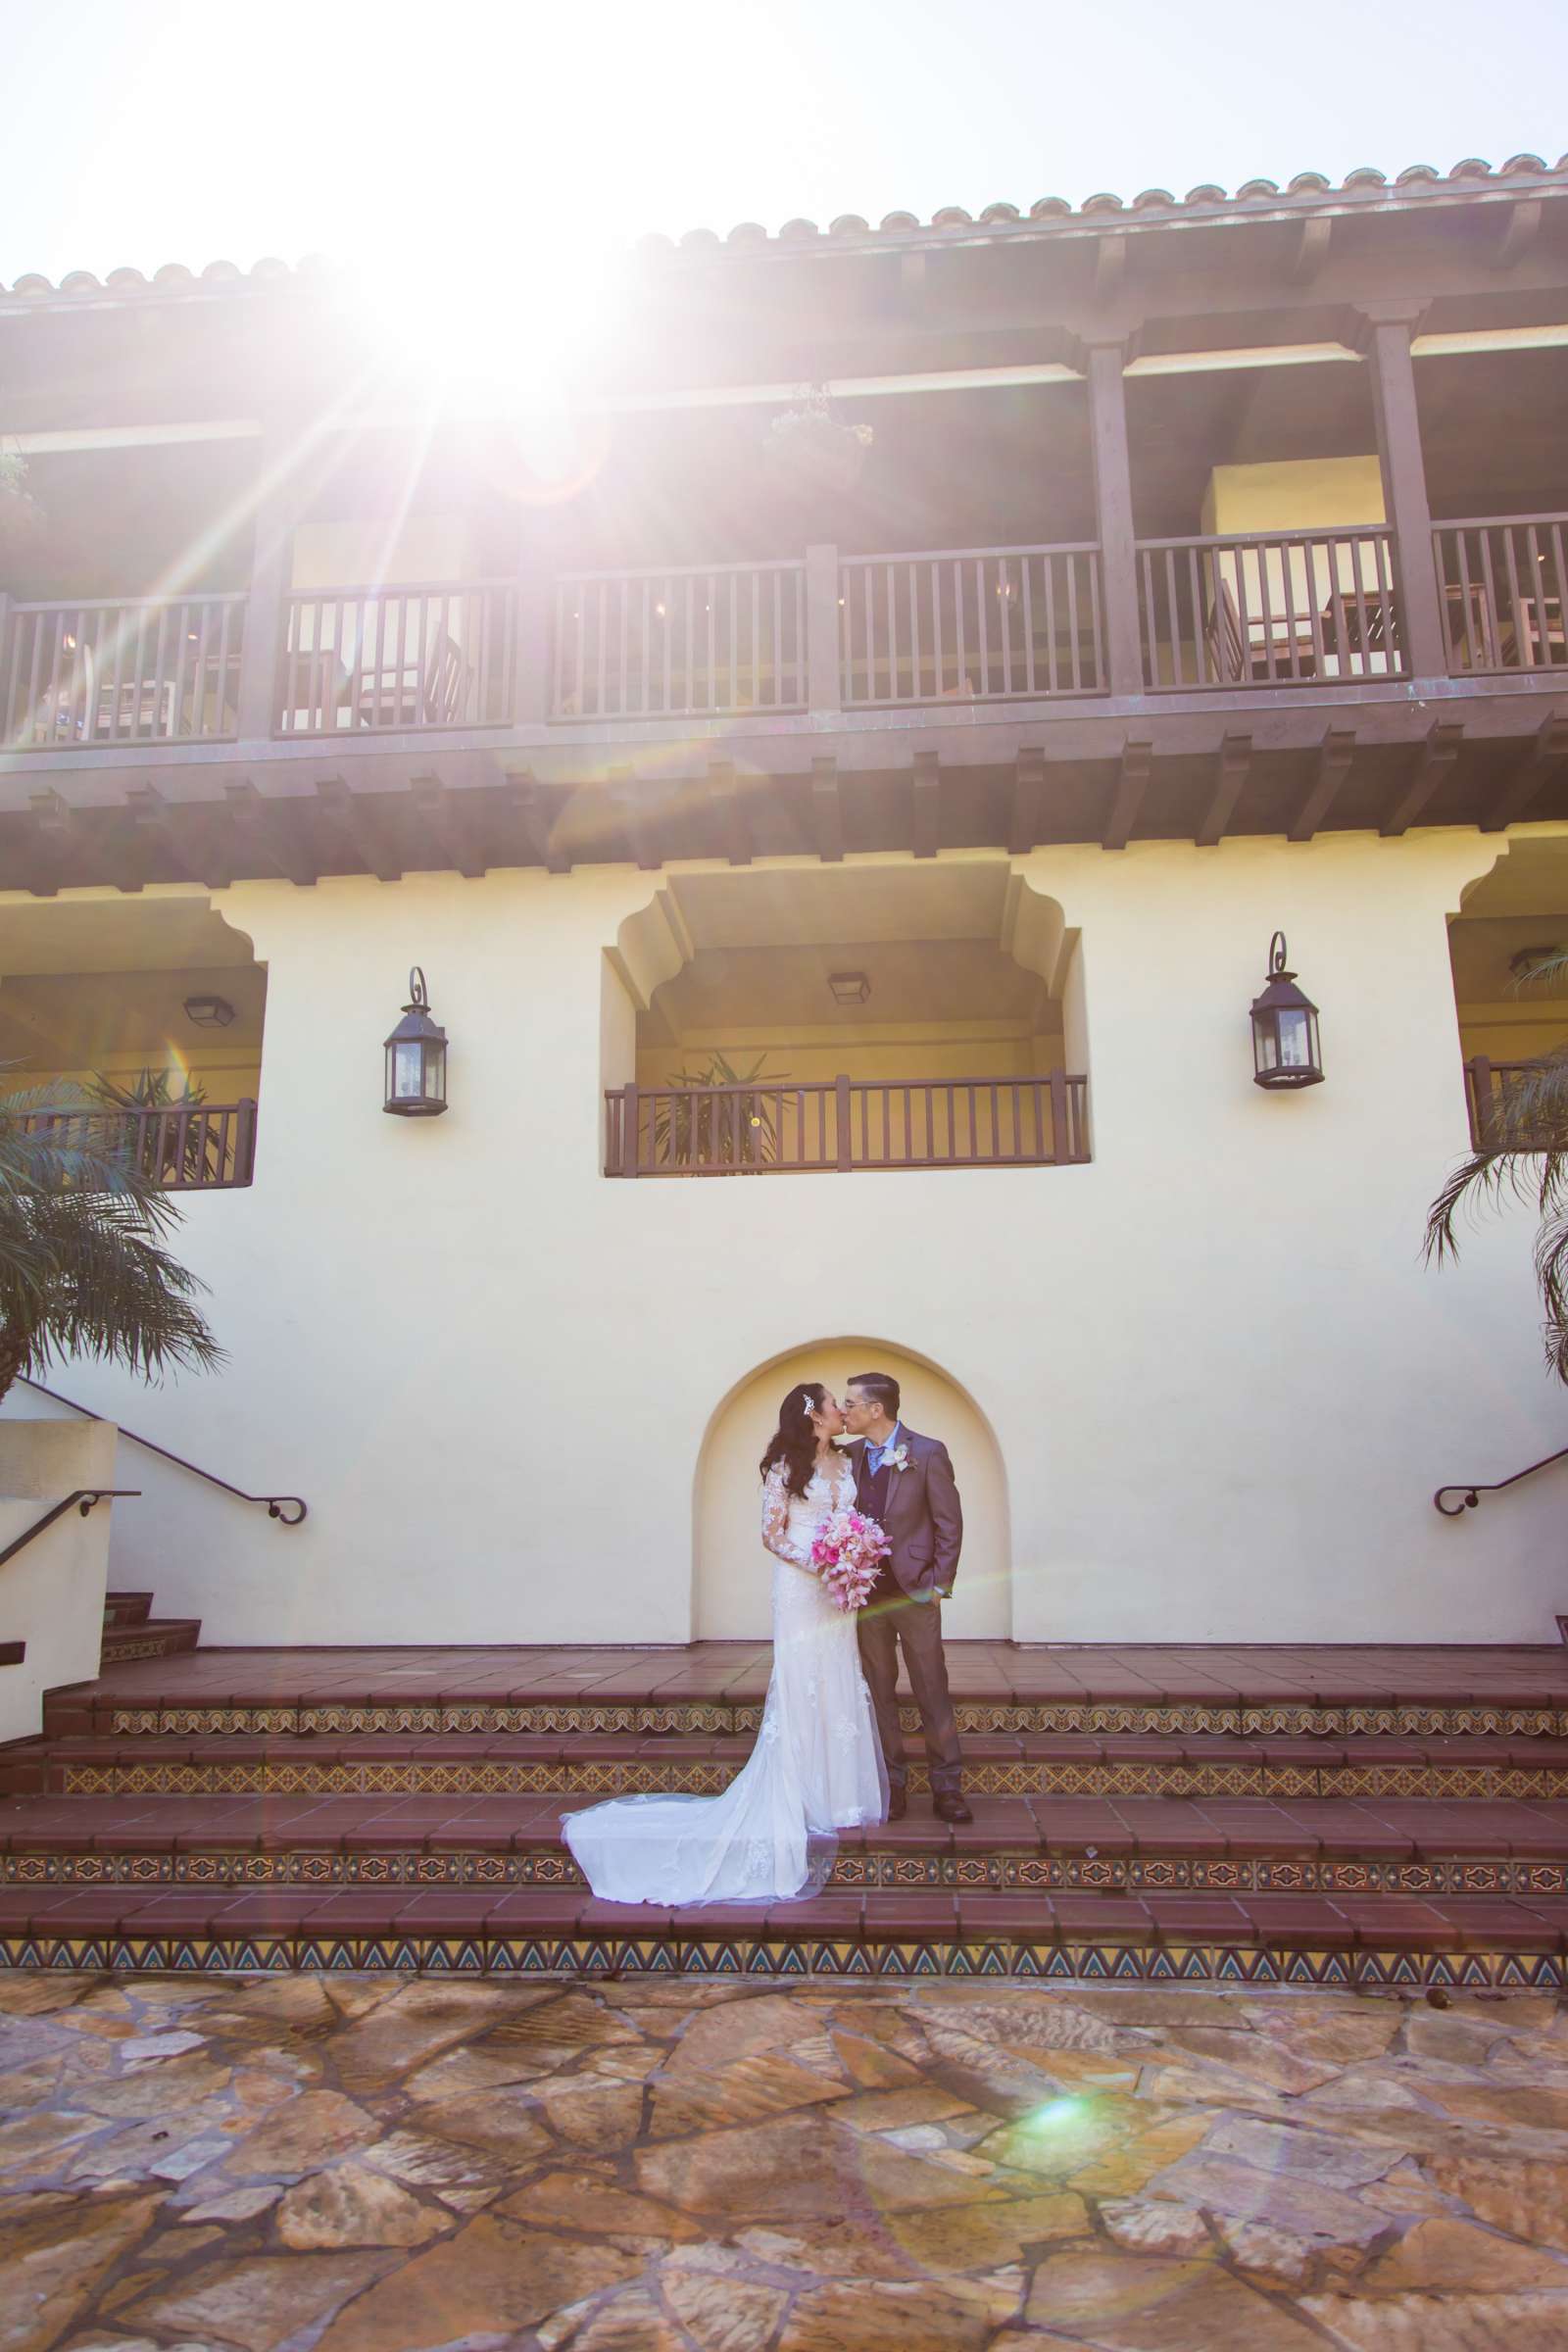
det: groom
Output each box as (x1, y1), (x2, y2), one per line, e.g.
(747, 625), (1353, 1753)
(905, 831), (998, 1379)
(843, 1372), (971, 1824)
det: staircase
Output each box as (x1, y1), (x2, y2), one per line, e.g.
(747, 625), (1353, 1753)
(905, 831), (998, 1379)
(3, 1639), (1568, 1987)
(98, 1589), (202, 1666)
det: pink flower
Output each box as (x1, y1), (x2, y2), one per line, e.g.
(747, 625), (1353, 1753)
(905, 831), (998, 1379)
(809, 1508), (891, 1612)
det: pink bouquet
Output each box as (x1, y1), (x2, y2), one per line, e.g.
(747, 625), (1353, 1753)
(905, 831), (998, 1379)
(810, 1508), (891, 1612)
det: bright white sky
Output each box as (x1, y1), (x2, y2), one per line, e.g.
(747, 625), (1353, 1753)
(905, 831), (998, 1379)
(1, 0), (1563, 294)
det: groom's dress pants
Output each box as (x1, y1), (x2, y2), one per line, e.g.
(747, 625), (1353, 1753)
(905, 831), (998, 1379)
(858, 1586), (963, 1797)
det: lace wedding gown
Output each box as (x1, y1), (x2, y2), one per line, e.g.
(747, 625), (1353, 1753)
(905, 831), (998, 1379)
(564, 1458), (887, 1904)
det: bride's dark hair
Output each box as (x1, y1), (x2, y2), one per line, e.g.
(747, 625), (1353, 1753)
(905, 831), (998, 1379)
(760, 1382), (824, 1499)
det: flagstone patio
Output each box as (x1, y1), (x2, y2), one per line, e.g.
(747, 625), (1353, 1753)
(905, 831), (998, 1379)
(5, 1972), (1568, 2348)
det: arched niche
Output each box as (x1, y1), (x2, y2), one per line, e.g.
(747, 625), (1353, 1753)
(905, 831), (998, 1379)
(694, 1336), (1011, 1640)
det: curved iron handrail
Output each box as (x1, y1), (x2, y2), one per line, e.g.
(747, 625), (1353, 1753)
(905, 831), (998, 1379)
(0, 1489), (141, 1571)
(16, 1378), (308, 1525)
(1435, 1445), (1568, 1516)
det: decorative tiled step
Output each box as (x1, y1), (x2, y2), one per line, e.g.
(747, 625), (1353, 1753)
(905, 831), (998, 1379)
(11, 1731), (1568, 1802)
(4, 1792), (1567, 1900)
(45, 1640), (1568, 1745)
(0, 1883), (1563, 1990)
(98, 1618), (202, 1667)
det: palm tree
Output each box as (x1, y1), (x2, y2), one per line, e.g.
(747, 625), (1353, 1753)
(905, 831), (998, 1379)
(0, 1079), (223, 1405)
(1425, 1040), (1568, 1383)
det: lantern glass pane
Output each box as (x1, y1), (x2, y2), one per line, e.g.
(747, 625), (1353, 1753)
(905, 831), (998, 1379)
(1278, 1008), (1312, 1069)
(392, 1040), (425, 1100)
(426, 1044), (447, 1100)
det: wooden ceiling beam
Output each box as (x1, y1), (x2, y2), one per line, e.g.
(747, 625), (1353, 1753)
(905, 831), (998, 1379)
(707, 760), (751, 866)
(1093, 234), (1128, 303)
(225, 782), (319, 887)
(125, 783), (206, 886)
(811, 756), (843, 862)
(1380, 718), (1465, 836)
(1290, 214), (1335, 284)
(1495, 199), (1544, 270)
(911, 751), (941, 858)
(1006, 748), (1047, 855)
(504, 775), (570, 873)
(410, 776), (486, 878)
(1288, 727), (1357, 842)
(612, 766), (661, 872)
(315, 777), (402, 882)
(22, 790), (72, 898)
(1196, 732), (1252, 847)
(1484, 712), (1568, 831)
(1102, 737), (1152, 851)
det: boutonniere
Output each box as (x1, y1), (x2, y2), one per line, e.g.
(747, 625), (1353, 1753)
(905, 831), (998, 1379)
(883, 1445), (911, 1473)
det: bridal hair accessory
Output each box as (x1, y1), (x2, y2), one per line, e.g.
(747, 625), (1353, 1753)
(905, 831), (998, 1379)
(809, 1508), (892, 1613)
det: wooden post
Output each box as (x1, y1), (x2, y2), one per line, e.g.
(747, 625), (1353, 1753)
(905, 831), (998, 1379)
(235, 434), (298, 743)
(1361, 308), (1448, 681)
(835, 1073), (853, 1171)
(1049, 1068), (1069, 1163)
(1085, 343), (1145, 698)
(1468, 1056), (1494, 1149)
(619, 1083), (641, 1177)
(512, 514), (552, 724)
(805, 544), (843, 715)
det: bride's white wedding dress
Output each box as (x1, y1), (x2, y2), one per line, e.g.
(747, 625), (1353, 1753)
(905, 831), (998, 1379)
(564, 1456), (887, 1904)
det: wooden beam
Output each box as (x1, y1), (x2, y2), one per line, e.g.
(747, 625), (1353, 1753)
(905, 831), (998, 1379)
(225, 782), (319, 887)
(912, 751), (941, 858)
(1496, 199), (1544, 270)
(410, 776), (485, 878)
(1093, 233), (1127, 303)
(315, 777), (402, 881)
(811, 756), (843, 862)
(1084, 343), (1144, 697)
(1290, 214), (1334, 284)
(1484, 713), (1568, 832)
(1007, 749), (1047, 856)
(1361, 308), (1447, 680)
(1380, 718), (1465, 836)
(707, 760), (751, 866)
(898, 249), (927, 301)
(125, 784), (205, 885)
(505, 775), (570, 873)
(1288, 728), (1357, 842)
(1196, 732), (1252, 847)
(612, 766), (661, 872)
(1102, 738), (1152, 851)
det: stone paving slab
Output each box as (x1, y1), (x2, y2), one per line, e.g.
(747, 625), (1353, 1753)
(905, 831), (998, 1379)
(6, 1970), (1568, 2348)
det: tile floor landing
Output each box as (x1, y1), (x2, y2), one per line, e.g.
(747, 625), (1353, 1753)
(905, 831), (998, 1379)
(4, 1972), (1568, 2349)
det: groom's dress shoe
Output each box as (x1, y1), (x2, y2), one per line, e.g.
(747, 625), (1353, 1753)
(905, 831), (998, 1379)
(933, 1792), (973, 1825)
(885, 1788), (907, 1822)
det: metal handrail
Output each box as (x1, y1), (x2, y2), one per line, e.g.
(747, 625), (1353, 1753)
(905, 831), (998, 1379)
(1435, 1446), (1568, 1516)
(16, 1377), (307, 1525)
(0, 1489), (140, 1570)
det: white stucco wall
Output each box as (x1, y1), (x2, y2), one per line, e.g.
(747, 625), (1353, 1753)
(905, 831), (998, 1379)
(0, 1419), (119, 1741)
(4, 826), (1566, 1647)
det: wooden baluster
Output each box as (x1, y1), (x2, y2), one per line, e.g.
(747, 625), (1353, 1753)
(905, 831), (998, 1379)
(1050, 1068), (1068, 1164)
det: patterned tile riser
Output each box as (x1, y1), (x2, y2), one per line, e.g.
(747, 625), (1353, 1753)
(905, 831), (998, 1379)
(1, 1932), (1564, 1989)
(6, 1847), (1567, 1895)
(99, 1701), (1568, 1739)
(52, 1759), (1568, 1798)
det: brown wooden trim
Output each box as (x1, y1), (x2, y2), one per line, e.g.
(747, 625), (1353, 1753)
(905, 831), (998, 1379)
(707, 760), (750, 866)
(1102, 737), (1152, 851)
(1289, 727), (1357, 841)
(1290, 215), (1334, 283)
(1485, 712), (1568, 831)
(1362, 313), (1448, 680)
(1496, 200), (1544, 270)
(912, 751), (941, 858)
(316, 776), (402, 882)
(1085, 344), (1143, 699)
(612, 765), (661, 871)
(1007, 748), (1046, 855)
(1196, 733), (1251, 847)
(1381, 719), (1465, 836)
(224, 781), (318, 887)
(811, 755), (843, 862)
(411, 775), (485, 879)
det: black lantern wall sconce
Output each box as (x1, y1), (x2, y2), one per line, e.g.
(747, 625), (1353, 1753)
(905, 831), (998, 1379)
(383, 968), (448, 1116)
(1250, 933), (1323, 1091)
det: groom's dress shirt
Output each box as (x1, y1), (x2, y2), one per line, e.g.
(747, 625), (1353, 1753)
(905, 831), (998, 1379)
(863, 1424), (903, 1477)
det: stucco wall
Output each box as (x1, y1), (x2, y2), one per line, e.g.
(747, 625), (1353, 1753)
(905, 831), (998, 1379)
(5, 828), (1566, 1647)
(0, 1419), (119, 1742)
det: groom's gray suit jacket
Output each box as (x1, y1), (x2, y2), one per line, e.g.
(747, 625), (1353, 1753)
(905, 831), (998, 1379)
(851, 1427), (963, 1598)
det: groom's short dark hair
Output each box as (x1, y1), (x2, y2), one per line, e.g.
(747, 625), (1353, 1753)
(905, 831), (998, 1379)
(850, 1371), (901, 1417)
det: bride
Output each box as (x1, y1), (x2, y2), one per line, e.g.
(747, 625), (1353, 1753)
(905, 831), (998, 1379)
(564, 1383), (888, 1905)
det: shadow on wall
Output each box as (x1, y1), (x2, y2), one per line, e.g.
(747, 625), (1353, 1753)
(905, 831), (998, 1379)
(693, 1337), (1011, 1640)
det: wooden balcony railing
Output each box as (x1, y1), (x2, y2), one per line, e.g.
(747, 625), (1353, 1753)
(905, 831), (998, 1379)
(552, 562), (807, 718)
(838, 545), (1103, 706)
(1462, 1056), (1566, 1151)
(276, 582), (515, 733)
(1, 595), (246, 748)
(15, 1101), (258, 1190)
(1138, 529), (1404, 689)
(604, 1072), (1090, 1176)
(1434, 517), (1568, 676)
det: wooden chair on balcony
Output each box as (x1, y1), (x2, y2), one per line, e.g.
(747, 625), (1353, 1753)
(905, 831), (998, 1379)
(351, 628), (472, 729)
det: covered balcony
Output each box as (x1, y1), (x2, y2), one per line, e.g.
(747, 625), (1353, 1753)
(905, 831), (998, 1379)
(0, 899), (266, 1190)
(603, 864), (1088, 1178)
(1448, 839), (1568, 1150)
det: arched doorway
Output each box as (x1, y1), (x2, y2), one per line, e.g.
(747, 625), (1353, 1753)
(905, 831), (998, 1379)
(694, 1337), (1011, 1639)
